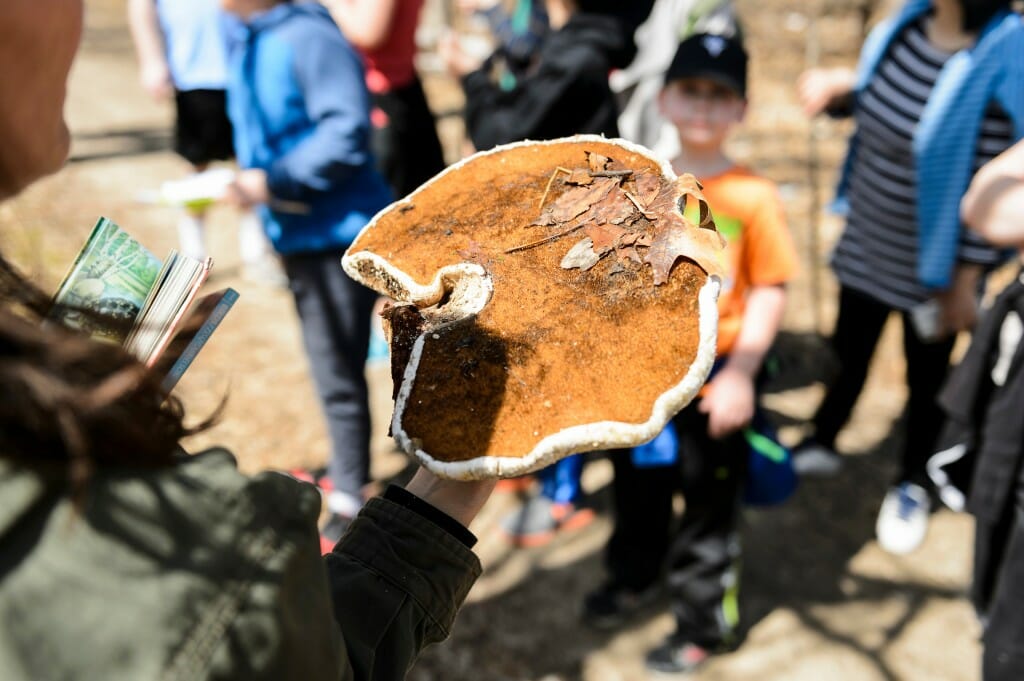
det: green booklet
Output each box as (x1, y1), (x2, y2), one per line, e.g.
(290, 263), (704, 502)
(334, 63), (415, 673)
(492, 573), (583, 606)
(51, 217), (163, 343)
(50, 217), (238, 383)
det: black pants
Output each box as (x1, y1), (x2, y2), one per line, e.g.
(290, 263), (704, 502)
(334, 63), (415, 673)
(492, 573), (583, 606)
(283, 250), (377, 498)
(975, 470), (1024, 681)
(606, 401), (747, 648)
(814, 286), (955, 485)
(370, 77), (446, 199)
(173, 89), (234, 167)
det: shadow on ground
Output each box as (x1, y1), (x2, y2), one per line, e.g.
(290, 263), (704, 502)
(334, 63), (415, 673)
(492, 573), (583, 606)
(410, 389), (965, 680)
(740, 409), (967, 681)
(70, 127), (172, 164)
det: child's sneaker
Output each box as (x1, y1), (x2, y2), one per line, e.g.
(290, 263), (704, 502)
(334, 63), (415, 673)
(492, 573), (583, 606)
(645, 636), (719, 675)
(876, 481), (931, 554)
(319, 512), (353, 554)
(499, 495), (595, 547)
(791, 438), (843, 478)
(286, 468), (335, 497)
(287, 467), (318, 485)
(581, 581), (663, 630)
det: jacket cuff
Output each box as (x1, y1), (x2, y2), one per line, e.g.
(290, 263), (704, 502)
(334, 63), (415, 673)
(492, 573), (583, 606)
(383, 484), (478, 548)
(334, 496), (482, 634)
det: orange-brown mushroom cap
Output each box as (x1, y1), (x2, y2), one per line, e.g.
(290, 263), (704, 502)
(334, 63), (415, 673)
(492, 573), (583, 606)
(343, 136), (723, 479)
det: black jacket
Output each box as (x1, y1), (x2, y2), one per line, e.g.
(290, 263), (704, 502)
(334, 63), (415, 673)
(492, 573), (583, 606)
(461, 12), (631, 152)
(936, 272), (1024, 524)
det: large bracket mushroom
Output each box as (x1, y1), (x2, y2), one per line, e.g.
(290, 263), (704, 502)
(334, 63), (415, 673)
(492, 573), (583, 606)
(343, 136), (724, 480)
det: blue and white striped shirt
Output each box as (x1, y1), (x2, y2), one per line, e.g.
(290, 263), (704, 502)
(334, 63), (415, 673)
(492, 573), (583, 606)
(833, 18), (1014, 311)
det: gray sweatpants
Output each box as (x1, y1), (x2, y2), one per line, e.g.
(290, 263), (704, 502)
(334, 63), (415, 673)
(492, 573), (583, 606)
(283, 250), (377, 500)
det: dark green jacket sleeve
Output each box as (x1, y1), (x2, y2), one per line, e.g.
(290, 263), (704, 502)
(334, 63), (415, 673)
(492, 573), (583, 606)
(325, 497), (482, 680)
(0, 453), (480, 681)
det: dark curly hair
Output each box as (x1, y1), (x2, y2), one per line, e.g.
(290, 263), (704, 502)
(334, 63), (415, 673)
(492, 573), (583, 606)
(0, 252), (217, 492)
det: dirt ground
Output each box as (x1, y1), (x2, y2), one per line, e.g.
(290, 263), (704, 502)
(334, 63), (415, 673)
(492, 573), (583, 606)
(3, 0), (988, 679)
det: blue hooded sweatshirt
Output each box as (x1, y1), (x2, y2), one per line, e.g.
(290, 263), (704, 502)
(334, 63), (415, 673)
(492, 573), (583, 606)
(223, 3), (393, 255)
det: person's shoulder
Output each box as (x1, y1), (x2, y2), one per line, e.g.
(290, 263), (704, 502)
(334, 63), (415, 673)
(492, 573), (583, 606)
(543, 13), (624, 70)
(270, 3), (359, 65)
(267, 3), (345, 45)
(179, 448), (320, 526)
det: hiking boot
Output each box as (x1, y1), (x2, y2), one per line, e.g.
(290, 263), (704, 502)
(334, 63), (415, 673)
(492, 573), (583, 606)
(791, 438), (843, 478)
(319, 512), (353, 555)
(581, 581), (663, 630)
(499, 495), (595, 548)
(876, 481), (931, 554)
(645, 636), (719, 675)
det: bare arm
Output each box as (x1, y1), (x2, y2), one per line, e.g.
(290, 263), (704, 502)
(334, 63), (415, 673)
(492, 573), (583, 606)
(797, 66), (857, 117)
(321, 0), (398, 51)
(403, 468), (495, 528)
(699, 284), (787, 439)
(961, 138), (1024, 248)
(127, 0), (172, 99)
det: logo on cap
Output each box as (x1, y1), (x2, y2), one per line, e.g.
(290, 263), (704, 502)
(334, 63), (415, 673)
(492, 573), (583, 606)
(702, 35), (727, 58)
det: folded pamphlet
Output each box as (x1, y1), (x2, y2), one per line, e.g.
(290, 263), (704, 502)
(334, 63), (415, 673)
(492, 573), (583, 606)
(50, 217), (238, 389)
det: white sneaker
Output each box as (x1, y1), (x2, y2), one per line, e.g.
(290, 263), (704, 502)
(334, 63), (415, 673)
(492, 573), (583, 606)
(792, 439), (843, 478)
(876, 482), (931, 554)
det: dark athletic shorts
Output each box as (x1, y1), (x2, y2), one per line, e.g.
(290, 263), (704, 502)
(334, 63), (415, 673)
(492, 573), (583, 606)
(174, 89), (234, 166)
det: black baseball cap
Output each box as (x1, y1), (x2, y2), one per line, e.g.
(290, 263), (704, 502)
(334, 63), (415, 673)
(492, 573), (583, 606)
(664, 32), (748, 98)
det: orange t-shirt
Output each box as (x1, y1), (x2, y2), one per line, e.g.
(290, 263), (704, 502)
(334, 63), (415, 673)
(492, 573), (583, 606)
(687, 165), (798, 356)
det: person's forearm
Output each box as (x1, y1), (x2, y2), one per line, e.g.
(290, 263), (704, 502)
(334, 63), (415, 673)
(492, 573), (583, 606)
(962, 139), (1024, 247)
(798, 66), (856, 117)
(725, 285), (787, 377)
(403, 468), (495, 529)
(950, 262), (984, 292)
(322, 0), (397, 50)
(127, 0), (167, 68)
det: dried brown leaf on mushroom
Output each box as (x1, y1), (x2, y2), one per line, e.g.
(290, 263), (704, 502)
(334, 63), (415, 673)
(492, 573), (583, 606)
(532, 176), (618, 226)
(584, 221), (630, 255)
(517, 157), (725, 285)
(560, 237), (601, 271)
(642, 174), (725, 284)
(587, 151), (611, 173)
(644, 216), (726, 284)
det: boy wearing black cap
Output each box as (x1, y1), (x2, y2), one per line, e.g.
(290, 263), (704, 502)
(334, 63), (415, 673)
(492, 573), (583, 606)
(583, 33), (798, 675)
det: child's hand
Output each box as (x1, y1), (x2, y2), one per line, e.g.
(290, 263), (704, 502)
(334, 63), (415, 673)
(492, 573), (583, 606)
(698, 366), (756, 439)
(139, 59), (173, 100)
(456, 0), (500, 13)
(797, 67), (856, 116)
(223, 169), (270, 208)
(439, 30), (485, 78)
